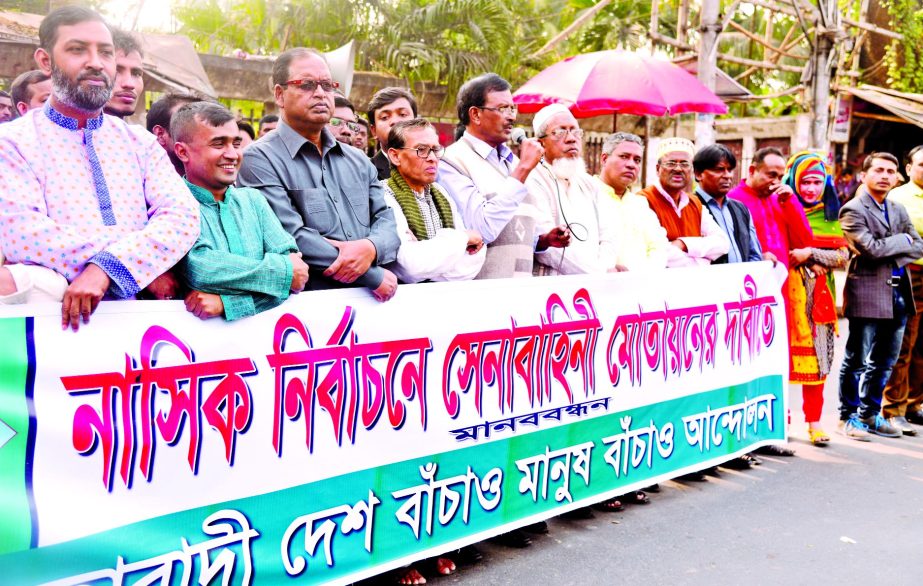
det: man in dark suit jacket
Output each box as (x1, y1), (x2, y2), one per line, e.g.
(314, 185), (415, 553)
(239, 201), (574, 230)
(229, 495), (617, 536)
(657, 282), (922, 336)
(838, 152), (923, 440)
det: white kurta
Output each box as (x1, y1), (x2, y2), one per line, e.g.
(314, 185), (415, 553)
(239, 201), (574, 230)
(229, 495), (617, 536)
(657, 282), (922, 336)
(528, 164), (620, 276)
(381, 183), (486, 283)
(0, 250), (68, 304)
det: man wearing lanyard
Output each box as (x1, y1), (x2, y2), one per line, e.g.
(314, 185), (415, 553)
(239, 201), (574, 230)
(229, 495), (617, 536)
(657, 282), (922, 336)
(837, 152), (923, 440)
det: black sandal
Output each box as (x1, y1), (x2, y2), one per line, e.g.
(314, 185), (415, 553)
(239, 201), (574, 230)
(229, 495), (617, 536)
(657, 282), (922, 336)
(592, 497), (625, 512)
(624, 490), (650, 505)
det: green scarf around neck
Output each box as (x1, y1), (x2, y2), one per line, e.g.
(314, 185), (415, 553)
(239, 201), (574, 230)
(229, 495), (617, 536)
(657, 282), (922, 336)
(387, 167), (454, 241)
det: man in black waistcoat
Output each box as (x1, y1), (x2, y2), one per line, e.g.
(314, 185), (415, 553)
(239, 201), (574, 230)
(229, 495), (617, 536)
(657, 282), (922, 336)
(692, 143), (787, 468)
(693, 143), (774, 265)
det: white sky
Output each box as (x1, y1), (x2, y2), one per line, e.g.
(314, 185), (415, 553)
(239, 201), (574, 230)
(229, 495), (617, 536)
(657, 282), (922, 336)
(101, 0), (175, 33)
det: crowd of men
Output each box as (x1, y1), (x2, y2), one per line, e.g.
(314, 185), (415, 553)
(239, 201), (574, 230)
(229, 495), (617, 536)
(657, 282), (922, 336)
(2, 7), (923, 585)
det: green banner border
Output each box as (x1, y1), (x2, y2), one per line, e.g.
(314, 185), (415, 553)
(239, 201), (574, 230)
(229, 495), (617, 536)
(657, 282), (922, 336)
(2, 374), (784, 585)
(0, 317), (33, 555)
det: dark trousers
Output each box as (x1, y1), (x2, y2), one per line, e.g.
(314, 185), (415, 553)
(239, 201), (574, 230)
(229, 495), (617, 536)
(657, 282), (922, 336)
(882, 268), (923, 417)
(839, 290), (909, 420)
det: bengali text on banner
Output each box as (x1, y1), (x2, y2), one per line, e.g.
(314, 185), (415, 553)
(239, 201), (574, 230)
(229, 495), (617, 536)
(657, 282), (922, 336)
(0, 262), (787, 585)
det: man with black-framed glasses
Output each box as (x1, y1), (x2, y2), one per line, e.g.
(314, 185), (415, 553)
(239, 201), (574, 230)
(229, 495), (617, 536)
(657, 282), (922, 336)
(380, 117), (485, 284)
(238, 47), (400, 302)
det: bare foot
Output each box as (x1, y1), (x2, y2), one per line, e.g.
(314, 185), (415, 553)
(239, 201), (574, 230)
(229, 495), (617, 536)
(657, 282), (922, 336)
(435, 557), (456, 575)
(395, 566), (426, 585)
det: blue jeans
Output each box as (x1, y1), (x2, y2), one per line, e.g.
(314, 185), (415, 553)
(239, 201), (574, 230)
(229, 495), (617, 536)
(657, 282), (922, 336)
(839, 291), (909, 420)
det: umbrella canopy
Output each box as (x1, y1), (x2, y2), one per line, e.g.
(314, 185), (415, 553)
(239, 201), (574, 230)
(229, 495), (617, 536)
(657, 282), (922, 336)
(513, 50), (728, 118)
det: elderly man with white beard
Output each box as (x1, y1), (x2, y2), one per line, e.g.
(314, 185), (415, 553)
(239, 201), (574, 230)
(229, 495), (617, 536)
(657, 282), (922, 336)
(527, 104), (621, 275)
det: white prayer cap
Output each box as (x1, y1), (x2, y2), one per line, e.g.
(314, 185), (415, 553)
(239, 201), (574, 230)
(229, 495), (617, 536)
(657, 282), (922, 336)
(656, 137), (695, 160)
(532, 103), (574, 136)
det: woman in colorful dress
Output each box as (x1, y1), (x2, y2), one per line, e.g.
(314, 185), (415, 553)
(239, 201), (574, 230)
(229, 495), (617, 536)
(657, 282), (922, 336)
(782, 151), (850, 445)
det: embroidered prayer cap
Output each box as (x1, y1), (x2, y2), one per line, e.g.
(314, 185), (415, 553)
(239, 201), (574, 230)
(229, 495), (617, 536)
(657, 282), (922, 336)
(533, 103), (573, 136)
(655, 137), (695, 161)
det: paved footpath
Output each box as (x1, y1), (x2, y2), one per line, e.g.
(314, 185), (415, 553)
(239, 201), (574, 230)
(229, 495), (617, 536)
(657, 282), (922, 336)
(423, 318), (923, 585)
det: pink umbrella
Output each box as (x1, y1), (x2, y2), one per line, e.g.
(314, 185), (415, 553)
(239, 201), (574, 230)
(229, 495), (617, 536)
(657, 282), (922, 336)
(513, 50), (728, 117)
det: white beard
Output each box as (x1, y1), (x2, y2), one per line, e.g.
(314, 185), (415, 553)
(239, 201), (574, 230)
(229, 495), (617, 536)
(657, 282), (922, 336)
(550, 156), (586, 181)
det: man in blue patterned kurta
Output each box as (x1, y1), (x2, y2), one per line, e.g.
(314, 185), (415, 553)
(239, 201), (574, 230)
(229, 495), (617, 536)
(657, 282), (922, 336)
(172, 102), (310, 321)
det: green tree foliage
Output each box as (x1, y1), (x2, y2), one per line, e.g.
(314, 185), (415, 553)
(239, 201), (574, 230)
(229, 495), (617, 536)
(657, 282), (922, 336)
(173, 0), (572, 100)
(714, 4), (808, 116)
(173, 0), (379, 56)
(376, 0), (580, 96)
(883, 0), (923, 92)
(168, 0), (896, 118)
(567, 0), (657, 53)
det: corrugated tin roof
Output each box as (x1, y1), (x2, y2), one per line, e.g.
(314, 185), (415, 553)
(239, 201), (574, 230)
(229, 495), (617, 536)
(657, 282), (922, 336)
(0, 11), (215, 97)
(0, 11), (42, 43)
(844, 85), (923, 128)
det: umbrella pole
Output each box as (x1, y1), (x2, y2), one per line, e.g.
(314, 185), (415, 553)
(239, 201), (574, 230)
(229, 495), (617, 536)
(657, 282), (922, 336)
(643, 115), (652, 186)
(612, 112), (618, 133)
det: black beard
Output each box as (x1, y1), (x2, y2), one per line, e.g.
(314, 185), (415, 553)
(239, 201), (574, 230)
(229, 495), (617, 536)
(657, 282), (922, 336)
(51, 63), (113, 113)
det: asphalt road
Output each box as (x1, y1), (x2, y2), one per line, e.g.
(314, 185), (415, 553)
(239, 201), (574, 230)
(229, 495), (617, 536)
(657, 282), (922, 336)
(424, 317), (923, 585)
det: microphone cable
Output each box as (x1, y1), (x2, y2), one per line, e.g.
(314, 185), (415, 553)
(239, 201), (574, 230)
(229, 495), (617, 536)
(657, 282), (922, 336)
(540, 160), (588, 270)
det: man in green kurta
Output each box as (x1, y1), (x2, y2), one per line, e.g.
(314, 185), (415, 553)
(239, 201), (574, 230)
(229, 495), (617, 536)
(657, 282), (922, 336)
(173, 102), (309, 320)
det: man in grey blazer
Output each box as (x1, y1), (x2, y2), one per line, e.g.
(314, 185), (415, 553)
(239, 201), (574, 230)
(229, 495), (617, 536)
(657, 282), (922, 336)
(838, 152), (923, 440)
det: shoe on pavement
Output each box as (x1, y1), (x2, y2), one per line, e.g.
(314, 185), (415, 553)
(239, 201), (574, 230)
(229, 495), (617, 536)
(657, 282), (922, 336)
(860, 414), (902, 438)
(755, 443), (796, 457)
(560, 507), (594, 520)
(677, 471), (707, 482)
(722, 455), (754, 470)
(492, 529), (532, 548)
(887, 416), (917, 436)
(906, 409), (923, 426)
(837, 415), (871, 441)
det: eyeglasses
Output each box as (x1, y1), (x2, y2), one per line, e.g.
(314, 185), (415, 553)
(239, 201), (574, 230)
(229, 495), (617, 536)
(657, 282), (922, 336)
(329, 117), (361, 133)
(283, 78), (340, 93)
(396, 145), (445, 159)
(479, 105), (518, 117)
(661, 160), (692, 170)
(541, 127), (584, 141)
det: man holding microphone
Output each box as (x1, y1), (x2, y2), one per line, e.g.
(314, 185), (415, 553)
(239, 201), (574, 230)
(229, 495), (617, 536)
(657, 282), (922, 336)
(438, 73), (569, 280)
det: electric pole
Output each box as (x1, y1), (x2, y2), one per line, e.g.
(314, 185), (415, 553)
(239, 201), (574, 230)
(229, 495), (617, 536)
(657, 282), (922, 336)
(695, 0), (720, 148)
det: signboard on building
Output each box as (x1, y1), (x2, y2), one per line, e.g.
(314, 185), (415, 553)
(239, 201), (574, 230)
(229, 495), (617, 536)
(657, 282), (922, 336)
(830, 93), (853, 143)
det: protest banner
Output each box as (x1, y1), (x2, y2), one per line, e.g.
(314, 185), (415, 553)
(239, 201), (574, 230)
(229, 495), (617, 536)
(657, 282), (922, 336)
(0, 263), (787, 584)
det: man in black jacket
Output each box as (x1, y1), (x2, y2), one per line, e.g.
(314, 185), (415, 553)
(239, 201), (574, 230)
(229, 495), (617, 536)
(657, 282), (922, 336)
(367, 87), (418, 180)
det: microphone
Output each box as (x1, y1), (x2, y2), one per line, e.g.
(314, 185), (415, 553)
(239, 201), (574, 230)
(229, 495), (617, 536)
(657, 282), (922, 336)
(511, 127), (527, 145)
